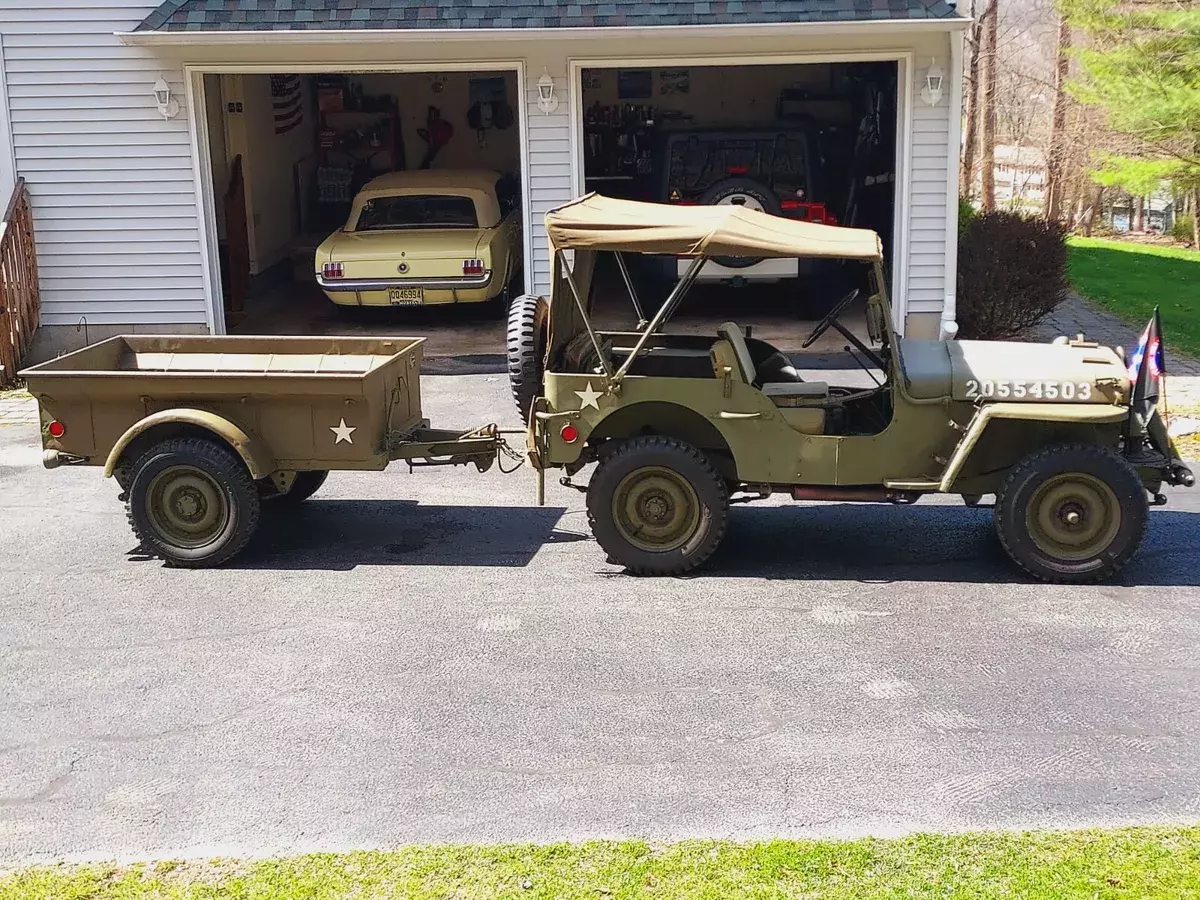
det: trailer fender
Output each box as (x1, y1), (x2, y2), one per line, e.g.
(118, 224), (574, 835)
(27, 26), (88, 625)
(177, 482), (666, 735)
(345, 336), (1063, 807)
(939, 402), (1128, 492)
(104, 409), (276, 480)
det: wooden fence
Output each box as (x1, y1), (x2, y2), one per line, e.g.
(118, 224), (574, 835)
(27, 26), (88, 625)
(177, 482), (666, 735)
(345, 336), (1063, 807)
(0, 178), (40, 387)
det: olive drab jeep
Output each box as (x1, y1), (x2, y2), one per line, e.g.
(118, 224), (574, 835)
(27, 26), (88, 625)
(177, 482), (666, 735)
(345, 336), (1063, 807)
(507, 193), (1195, 583)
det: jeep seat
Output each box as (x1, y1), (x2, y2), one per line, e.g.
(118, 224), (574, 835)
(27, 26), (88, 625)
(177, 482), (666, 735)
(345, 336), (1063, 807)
(710, 339), (826, 434)
(716, 322), (830, 402)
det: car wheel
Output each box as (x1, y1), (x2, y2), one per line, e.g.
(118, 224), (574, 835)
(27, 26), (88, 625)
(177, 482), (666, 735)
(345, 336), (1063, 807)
(587, 436), (730, 576)
(994, 442), (1148, 583)
(260, 470), (329, 505)
(701, 177), (781, 269)
(127, 437), (261, 568)
(507, 292), (549, 424)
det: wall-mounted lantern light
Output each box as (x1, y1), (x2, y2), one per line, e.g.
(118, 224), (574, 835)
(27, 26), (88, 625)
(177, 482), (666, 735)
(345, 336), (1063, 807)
(920, 59), (944, 106)
(537, 70), (559, 115)
(153, 76), (180, 120)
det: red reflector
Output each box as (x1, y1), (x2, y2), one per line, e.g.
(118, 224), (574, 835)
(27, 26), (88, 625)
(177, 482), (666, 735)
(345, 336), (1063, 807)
(560, 424), (579, 444)
(728, 165), (749, 175)
(780, 199), (801, 210)
(323, 262), (344, 279)
(47, 420), (66, 438)
(463, 258), (485, 276)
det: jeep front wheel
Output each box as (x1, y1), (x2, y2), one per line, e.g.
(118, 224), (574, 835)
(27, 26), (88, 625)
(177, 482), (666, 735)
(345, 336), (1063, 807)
(995, 443), (1148, 583)
(587, 436), (729, 576)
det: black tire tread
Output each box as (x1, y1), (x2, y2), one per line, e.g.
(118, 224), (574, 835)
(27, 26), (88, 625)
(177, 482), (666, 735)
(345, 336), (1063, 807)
(994, 441), (1148, 584)
(506, 293), (549, 422)
(126, 436), (260, 568)
(586, 435), (729, 576)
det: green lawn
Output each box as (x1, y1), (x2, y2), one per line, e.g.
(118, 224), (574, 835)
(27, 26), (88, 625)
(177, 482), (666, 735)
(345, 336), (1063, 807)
(1067, 237), (1200, 359)
(4, 828), (1200, 899)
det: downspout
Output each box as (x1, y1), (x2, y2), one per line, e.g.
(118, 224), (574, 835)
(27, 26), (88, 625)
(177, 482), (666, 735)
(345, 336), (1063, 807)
(940, 28), (965, 342)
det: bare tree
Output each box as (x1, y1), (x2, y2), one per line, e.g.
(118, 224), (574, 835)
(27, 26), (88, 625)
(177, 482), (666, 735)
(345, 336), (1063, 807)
(979, 0), (1000, 209)
(960, 0), (984, 198)
(1044, 13), (1071, 221)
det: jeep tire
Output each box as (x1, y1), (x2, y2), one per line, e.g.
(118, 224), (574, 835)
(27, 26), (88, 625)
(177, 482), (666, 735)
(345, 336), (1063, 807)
(127, 437), (261, 568)
(701, 177), (781, 269)
(995, 442), (1148, 584)
(507, 292), (549, 423)
(587, 436), (730, 576)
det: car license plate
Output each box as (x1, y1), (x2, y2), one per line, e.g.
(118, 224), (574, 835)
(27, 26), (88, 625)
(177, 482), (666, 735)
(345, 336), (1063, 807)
(389, 287), (423, 306)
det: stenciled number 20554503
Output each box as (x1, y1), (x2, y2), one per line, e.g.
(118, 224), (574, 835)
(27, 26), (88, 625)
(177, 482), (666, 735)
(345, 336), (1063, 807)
(965, 379), (1093, 401)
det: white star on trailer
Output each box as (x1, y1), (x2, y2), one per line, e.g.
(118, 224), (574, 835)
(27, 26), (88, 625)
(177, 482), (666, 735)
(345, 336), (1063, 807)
(574, 382), (603, 410)
(330, 418), (357, 444)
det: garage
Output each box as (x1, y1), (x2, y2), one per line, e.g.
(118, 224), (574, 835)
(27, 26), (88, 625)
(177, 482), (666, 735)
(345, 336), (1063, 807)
(574, 60), (899, 348)
(199, 67), (529, 342)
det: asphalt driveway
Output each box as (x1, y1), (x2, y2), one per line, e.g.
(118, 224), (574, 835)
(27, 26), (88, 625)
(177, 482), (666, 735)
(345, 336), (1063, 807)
(2, 374), (1199, 863)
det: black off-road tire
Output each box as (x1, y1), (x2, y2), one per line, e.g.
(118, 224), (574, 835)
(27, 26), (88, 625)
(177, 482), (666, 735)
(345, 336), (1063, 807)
(261, 470), (329, 505)
(995, 442), (1148, 584)
(587, 436), (730, 576)
(507, 292), (549, 423)
(701, 177), (780, 269)
(127, 437), (261, 568)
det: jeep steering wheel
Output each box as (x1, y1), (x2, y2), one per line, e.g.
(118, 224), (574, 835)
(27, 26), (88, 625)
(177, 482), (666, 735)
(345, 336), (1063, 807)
(802, 289), (860, 349)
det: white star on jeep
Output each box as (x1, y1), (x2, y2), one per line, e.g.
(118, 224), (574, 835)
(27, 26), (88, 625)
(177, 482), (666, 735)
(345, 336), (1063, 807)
(331, 418), (356, 445)
(574, 382), (603, 410)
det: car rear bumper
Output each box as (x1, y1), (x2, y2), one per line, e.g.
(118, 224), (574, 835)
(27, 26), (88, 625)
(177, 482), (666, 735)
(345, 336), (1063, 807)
(678, 258), (800, 283)
(316, 271), (493, 292)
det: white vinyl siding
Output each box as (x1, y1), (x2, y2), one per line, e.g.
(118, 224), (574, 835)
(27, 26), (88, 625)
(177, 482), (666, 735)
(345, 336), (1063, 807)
(0, 2), (206, 328)
(522, 50), (574, 295)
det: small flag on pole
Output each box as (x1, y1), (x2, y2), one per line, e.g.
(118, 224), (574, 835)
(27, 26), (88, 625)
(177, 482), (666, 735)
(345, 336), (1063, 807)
(270, 74), (304, 135)
(1127, 306), (1166, 441)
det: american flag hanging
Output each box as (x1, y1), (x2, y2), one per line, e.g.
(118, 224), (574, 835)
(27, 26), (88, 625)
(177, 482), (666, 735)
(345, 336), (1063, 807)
(270, 74), (304, 135)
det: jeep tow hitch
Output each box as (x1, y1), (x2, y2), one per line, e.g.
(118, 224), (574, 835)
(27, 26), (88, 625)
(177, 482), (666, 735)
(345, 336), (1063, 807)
(559, 475), (587, 493)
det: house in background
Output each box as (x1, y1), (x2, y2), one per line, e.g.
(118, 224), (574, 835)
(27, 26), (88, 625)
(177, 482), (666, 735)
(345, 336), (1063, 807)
(0, 0), (967, 360)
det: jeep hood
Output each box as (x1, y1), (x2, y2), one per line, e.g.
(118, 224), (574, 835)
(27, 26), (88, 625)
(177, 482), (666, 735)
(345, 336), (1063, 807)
(898, 338), (1130, 402)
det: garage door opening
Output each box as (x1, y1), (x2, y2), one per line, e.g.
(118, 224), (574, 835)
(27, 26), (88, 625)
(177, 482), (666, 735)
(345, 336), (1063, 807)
(576, 61), (898, 352)
(201, 69), (528, 350)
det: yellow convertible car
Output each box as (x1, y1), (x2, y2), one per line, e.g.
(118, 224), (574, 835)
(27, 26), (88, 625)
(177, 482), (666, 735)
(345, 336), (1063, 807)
(315, 169), (522, 309)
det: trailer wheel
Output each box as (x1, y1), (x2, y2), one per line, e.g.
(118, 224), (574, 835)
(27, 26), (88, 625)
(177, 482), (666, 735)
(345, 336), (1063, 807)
(507, 292), (549, 423)
(995, 442), (1148, 584)
(127, 437), (261, 568)
(587, 436), (729, 576)
(261, 470), (329, 505)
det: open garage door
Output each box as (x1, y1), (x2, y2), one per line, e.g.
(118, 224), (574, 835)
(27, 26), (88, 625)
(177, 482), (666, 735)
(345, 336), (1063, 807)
(201, 68), (529, 342)
(575, 61), (898, 350)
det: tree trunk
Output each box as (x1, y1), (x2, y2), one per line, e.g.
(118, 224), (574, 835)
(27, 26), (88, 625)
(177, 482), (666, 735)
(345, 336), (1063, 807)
(1044, 14), (1071, 222)
(959, 5), (983, 198)
(1132, 194), (1144, 232)
(979, 0), (999, 211)
(1193, 189), (1200, 247)
(1082, 185), (1103, 236)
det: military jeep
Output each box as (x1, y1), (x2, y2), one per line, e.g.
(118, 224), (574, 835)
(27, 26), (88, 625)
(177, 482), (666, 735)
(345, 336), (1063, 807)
(508, 193), (1194, 583)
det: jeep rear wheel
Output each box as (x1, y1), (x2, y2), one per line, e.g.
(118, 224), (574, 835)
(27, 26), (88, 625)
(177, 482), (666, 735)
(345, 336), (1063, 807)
(587, 436), (729, 576)
(995, 443), (1148, 583)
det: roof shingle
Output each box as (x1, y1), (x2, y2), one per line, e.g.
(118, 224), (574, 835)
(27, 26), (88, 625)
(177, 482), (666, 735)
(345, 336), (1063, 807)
(135, 0), (959, 30)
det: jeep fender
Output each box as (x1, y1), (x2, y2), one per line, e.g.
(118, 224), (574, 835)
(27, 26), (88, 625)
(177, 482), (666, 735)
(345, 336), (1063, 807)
(938, 402), (1128, 492)
(104, 409), (276, 480)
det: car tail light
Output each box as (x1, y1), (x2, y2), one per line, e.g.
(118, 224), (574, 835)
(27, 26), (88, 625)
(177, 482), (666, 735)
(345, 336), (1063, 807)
(323, 261), (344, 279)
(463, 259), (485, 277)
(560, 424), (579, 444)
(727, 165), (749, 175)
(47, 420), (66, 438)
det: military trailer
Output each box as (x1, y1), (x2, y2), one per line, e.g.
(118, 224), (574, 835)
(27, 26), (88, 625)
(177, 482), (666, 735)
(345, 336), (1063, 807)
(506, 194), (1194, 583)
(21, 335), (510, 567)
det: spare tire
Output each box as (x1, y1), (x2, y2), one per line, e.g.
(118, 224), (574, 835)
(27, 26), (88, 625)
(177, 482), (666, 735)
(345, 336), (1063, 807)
(701, 177), (780, 268)
(507, 293), (549, 423)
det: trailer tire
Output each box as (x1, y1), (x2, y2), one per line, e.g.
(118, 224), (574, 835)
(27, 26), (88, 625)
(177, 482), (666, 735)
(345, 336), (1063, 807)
(507, 292), (549, 423)
(127, 437), (261, 568)
(587, 436), (729, 576)
(995, 442), (1147, 584)
(261, 470), (329, 505)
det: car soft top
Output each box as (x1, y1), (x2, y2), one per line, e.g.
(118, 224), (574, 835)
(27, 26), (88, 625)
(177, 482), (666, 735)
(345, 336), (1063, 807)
(544, 193), (883, 262)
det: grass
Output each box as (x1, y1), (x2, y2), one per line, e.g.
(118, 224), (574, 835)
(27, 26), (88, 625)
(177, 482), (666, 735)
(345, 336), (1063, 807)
(1067, 237), (1200, 359)
(3, 828), (1200, 899)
